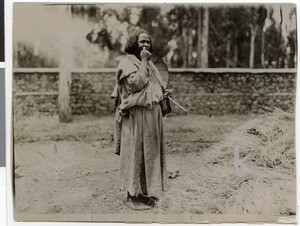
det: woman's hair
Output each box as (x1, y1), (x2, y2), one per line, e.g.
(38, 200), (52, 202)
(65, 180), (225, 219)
(124, 29), (153, 54)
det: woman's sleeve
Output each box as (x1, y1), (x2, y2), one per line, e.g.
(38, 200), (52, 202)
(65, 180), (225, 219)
(118, 57), (149, 93)
(123, 70), (149, 92)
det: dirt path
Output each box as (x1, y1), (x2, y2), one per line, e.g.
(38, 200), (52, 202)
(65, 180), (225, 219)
(14, 114), (250, 215)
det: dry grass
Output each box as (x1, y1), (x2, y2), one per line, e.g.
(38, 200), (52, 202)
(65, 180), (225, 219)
(158, 108), (296, 215)
(206, 107), (295, 172)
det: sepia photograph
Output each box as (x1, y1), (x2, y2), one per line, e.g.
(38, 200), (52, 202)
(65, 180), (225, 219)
(12, 2), (297, 223)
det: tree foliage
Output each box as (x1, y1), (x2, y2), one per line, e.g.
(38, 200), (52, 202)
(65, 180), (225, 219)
(14, 4), (297, 68)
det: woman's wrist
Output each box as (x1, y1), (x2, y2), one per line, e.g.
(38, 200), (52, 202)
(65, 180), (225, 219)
(140, 61), (148, 75)
(141, 59), (148, 64)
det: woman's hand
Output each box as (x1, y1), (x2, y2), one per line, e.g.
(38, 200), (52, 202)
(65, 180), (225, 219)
(140, 47), (151, 62)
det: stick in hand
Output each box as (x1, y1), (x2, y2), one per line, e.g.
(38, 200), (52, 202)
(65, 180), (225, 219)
(168, 96), (188, 112)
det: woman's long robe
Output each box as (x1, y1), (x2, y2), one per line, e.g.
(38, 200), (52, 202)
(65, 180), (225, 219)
(112, 55), (166, 198)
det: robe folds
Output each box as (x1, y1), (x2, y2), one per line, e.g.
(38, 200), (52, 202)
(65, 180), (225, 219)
(111, 54), (166, 198)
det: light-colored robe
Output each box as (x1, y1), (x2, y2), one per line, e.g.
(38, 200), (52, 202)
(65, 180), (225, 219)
(112, 55), (166, 198)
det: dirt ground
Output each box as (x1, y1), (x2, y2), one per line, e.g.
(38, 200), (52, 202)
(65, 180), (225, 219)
(13, 113), (294, 217)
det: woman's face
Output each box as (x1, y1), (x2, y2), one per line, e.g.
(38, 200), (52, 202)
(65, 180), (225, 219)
(137, 33), (151, 51)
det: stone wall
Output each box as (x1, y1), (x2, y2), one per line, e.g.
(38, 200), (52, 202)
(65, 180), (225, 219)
(13, 72), (59, 117)
(168, 70), (296, 115)
(71, 72), (115, 115)
(13, 68), (296, 117)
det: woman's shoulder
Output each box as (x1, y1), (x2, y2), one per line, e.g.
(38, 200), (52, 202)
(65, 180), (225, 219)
(118, 55), (139, 68)
(117, 55), (139, 80)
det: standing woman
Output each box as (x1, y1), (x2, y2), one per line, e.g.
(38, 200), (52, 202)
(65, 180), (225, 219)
(111, 29), (166, 210)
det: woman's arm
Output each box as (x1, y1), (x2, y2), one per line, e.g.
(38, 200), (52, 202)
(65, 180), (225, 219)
(123, 61), (149, 93)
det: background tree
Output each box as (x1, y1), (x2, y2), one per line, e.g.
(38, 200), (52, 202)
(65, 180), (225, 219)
(14, 4), (297, 69)
(197, 6), (209, 67)
(247, 6), (268, 68)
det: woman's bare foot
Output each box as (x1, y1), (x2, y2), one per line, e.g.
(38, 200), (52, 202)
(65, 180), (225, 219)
(138, 195), (158, 207)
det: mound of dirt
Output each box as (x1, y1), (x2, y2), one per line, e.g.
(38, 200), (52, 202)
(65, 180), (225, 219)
(159, 108), (296, 216)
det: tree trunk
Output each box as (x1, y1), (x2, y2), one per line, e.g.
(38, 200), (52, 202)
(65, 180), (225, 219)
(188, 28), (193, 67)
(58, 5), (72, 123)
(182, 24), (188, 67)
(14, 44), (18, 67)
(249, 25), (257, 68)
(261, 27), (265, 68)
(200, 7), (209, 68)
(288, 40), (295, 68)
(226, 38), (231, 67)
(234, 43), (238, 67)
(278, 5), (283, 68)
(197, 7), (202, 67)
